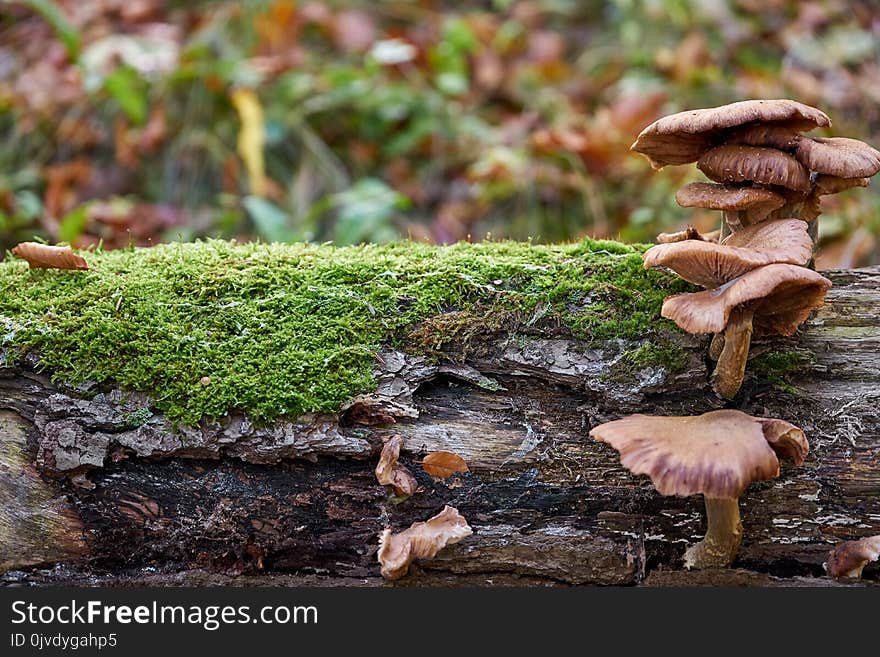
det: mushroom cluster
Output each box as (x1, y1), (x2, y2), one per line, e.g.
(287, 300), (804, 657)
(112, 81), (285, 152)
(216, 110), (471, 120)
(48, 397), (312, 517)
(644, 216), (831, 398)
(630, 98), (880, 399)
(583, 99), (878, 576)
(632, 99), (880, 240)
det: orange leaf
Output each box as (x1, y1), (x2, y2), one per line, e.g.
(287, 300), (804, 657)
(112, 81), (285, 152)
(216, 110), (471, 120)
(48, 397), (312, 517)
(12, 242), (88, 270)
(422, 451), (469, 479)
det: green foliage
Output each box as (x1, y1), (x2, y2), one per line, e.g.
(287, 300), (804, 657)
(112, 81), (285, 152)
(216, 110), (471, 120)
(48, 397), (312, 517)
(103, 65), (148, 125)
(57, 205), (90, 244)
(0, 238), (688, 425)
(14, 0), (80, 59)
(3, 1), (878, 259)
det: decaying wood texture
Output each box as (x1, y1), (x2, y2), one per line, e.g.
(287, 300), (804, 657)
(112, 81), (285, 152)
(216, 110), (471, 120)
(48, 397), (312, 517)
(1, 267), (879, 587)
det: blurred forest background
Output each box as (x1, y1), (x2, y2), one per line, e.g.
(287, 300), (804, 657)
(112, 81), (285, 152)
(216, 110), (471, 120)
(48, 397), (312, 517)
(1, 0), (879, 267)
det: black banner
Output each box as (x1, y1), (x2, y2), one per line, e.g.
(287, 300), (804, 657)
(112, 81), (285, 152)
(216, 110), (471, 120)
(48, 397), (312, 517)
(0, 586), (872, 654)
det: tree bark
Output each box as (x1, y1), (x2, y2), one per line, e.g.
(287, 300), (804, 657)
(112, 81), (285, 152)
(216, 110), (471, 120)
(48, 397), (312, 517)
(1, 267), (879, 587)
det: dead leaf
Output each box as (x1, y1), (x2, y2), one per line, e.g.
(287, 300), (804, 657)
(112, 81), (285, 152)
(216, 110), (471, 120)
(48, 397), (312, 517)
(422, 451), (469, 479)
(377, 506), (472, 580)
(375, 435), (418, 497)
(656, 226), (720, 243)
(12, 242), (88, 270)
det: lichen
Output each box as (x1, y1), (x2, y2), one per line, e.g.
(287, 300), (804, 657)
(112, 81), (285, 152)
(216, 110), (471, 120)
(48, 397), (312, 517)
(0, 238), (691, 424)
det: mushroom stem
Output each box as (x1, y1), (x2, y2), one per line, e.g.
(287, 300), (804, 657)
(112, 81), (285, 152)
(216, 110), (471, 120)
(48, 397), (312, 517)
(708, 333), (724, 361)
(683, 497), (742, 569)
(711, 307), (755, 399)
(721, 210), (746, 239)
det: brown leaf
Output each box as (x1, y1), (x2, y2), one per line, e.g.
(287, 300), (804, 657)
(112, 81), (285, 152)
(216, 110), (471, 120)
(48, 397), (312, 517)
(375, 435), (418, 497)
(12, 242), (88, 270)
(377, 506), (472, 580)
(421, 451), (469, 479)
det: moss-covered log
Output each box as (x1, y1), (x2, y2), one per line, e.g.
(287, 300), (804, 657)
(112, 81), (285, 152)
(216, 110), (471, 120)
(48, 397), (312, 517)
(0, 241), (878, 586)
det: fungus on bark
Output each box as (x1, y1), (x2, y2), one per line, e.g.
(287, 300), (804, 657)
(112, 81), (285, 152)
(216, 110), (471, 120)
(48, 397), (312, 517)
(643, 219), (812, 288)
(375, 435), (418, 497)
(825, 536), (880, 580)
(661, 263), (831, 398)
(377, 506), (472, 580)
(590, 410), (808, 569)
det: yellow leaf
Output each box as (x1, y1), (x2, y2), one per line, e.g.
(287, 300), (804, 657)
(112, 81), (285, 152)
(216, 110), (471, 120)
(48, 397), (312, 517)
(230, 88), (267, 197)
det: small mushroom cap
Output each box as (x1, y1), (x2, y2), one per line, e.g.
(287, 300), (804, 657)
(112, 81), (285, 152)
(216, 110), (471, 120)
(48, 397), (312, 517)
(675, 182), (786, 222)
(795, 137), (880, 178)
(757, 418), (809, 466)
(631, 99), (830, 168)
(662, 263), (832, 335)
(726, 123), (802, 151)
(826, 535), (880, 579)
(590, 409), (788, 498)
(698, 145), (812, 192)
(643, 219), (812, 288)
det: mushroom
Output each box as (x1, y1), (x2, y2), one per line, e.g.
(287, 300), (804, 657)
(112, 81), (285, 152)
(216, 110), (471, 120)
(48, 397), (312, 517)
(590, 409), (808, 569)
(825, 536), (880, 580)
(631, 99), (830, 168)
(377, 506), (472, 580)
(697, 145), (812, 193)
(661, 263), (832, 398)
(794, 137), (880, 179)
(643, 219), (813, 288)
(675, 182), (786, 230)
(375, 435), (418, 497)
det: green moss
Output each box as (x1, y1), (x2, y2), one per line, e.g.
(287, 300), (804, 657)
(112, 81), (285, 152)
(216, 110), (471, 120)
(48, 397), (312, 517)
(751, 349), (815, 374)
(619, 342), (689, 374)
(750, 349), (815, 393)
(0, 238), (691, 424)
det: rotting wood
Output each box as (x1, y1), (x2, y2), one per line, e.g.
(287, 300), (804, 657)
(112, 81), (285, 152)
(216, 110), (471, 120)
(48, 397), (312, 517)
(1, 267), (879, 587)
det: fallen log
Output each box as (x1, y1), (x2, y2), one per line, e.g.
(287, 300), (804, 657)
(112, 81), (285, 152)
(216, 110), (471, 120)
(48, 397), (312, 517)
(0, 240), (878, 586)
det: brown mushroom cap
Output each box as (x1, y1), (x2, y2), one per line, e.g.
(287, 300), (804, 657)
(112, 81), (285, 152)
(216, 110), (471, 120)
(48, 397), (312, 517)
(662, 263), (831, 335)
(795, 137), (880, 178)
(589, 409), (788, 498)
(826, 535), (880, 579)
(757, 418), (809, 465)
(698, 145), (812, 192)
(675, 182), (786, 222)
(726, 124), (802, 151)
(643, 219), (812, 288)
(631, 99), (830, 168)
